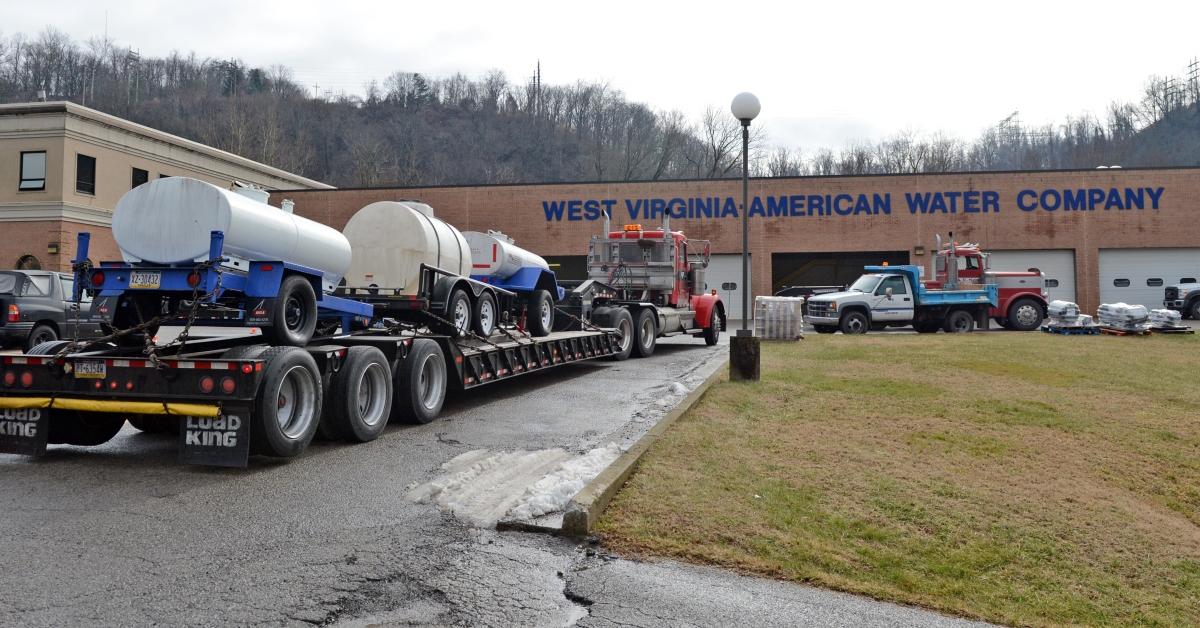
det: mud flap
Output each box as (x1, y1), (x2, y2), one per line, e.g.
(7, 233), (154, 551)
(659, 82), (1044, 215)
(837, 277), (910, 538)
(0, 408), (48, 457)
(246, 298), (276, 327)
(178, 406), (250, 467)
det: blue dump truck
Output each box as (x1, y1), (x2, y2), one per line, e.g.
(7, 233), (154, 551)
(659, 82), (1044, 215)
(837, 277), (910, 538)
(0, 178), (621, 467)
(806, 264), (999, 334)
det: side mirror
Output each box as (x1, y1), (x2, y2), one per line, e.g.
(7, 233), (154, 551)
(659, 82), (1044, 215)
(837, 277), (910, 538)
(885, 287), (894, 298)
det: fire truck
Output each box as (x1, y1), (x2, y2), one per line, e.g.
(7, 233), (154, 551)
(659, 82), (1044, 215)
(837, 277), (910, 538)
(556, 213), (724, 358)
(924, 236), (1048, 331)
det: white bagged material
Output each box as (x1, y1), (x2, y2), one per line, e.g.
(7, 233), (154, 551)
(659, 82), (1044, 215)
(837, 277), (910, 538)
(1047, 300), (1079, 319)
(1075, 314), (1094, 327)
(754, 296), (805, 340)
(1149, 309), (1183, 327)
(1097, 302), (1150, 330)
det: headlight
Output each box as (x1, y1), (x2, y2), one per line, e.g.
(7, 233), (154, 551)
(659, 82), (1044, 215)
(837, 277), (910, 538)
(829, 302), (838, 311)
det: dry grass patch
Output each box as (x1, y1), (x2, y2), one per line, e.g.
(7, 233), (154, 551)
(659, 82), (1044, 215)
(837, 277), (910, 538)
(598, 332), (1200, 626)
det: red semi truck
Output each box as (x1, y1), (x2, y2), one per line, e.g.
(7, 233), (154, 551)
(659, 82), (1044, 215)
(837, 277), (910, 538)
(923, 237), (1048, 331)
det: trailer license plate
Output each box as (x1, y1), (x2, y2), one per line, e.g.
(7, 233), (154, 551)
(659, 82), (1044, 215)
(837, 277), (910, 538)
(74, 360), (106, 379)
(130, 271), (161, 289)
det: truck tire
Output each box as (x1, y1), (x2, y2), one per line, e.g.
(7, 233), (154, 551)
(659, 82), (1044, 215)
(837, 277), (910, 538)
(393, 339), (446, 424)
(633, 309), (657, 358)
(445, 288), (472, 337)
(472, 291), (497, 338)
(527, 290), (555, 337)
(249, 347), (322, 458)
(1006, 298), (1044, 332)
(48, 412), (127, 447)
(813, 325), (837, 334)
(944, 310), (974, 333)
(702, 308), (720, 345)
(25, 324), (58, 352)
(1190, 299), (1200, 321)
(602, 308), (634, 361)
(263, 275), (318, 347)
(839, 311), (869, 335)
(327, 346), (392, 442)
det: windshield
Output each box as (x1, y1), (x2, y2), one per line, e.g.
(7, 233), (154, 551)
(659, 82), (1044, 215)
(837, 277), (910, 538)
(848, 274), (882, 293)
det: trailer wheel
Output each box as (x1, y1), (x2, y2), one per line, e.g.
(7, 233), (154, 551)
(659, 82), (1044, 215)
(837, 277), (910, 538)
(633, 309), (657, 357)
(327, 346), (393, 442)
(249, 347), (322, 457)
(702, 308), (721, 345)
(48, 412), (127, 446)
(445, 288), (472, 336)
(264, 275), (318, 347)
(944, 310), (974, 333)
(602, 308), (634, 361)
(839, 311), (869, 335)
(528, 290), (555, 337)
(472, 291), (497, 338)
(394, 339), (446, 424)
(1007, 298), (1044, 332)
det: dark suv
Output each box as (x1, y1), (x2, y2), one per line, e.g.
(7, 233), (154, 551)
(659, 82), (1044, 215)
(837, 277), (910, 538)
(0, 271), (105, 351)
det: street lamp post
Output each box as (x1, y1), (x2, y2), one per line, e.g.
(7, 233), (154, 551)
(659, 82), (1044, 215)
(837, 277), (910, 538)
(729, 92), (760, 381)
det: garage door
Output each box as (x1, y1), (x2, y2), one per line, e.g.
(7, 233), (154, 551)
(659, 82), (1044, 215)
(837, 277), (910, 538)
(988, 249), (1076, 303)
(705, 254), (751, 322)
(1099, 248), (1200, 309)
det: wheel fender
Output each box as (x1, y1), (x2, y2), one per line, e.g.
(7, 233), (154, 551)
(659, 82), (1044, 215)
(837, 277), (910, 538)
(840, 305), (871, 325)
(431, 276), (474, 309)
(689, 294), (722, 329)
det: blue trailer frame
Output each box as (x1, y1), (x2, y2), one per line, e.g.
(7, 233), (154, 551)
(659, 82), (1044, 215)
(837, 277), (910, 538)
(863, 265), (998, 308)
(74, 231), (373, 333)
(469, 266), (566, 302)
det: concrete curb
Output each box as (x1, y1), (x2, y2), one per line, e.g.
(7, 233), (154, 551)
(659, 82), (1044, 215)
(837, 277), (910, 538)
(561, 357), (730, 538)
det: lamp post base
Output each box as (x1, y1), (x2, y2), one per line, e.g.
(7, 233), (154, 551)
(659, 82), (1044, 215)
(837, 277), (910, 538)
(729, 331), (760, 382)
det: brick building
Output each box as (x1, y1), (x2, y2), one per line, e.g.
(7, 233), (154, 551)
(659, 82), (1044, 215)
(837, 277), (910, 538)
(275, 167), (1200, 315)
(0, 101), (331, 272)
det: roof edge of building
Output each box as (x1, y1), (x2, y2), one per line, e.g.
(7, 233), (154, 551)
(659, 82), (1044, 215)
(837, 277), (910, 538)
(0, 101), (335, 190)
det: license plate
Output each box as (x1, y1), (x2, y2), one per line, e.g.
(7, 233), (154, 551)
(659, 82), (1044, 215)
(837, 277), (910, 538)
(74, 360), (106, 379)
(130, 271), (161, 289)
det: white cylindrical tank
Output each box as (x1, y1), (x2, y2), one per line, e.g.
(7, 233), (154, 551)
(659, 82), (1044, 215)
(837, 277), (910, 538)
(462, 230), (549, 279)
(111, 177), (352, 291)
(341, 201), (472, 294)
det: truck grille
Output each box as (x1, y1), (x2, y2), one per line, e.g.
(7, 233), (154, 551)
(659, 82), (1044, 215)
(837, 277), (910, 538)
(807, 303), (834, 318)
(1165, 287), (1179, 301)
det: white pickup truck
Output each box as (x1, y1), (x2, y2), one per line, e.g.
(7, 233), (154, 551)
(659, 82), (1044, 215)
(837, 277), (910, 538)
(806, 265), (997, 334)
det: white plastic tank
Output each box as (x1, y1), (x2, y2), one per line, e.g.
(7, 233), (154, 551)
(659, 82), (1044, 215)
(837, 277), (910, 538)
(111, 177), (352, 291)
(463, 230), (549, 279)
(341, 201), (472, 294)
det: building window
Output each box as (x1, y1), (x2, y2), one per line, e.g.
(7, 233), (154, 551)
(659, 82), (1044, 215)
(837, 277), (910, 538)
(132, 167), (149, 188)
(19, 151), (46, 191)
(1113, 278), (1130, 287)
(1045, 279), (1059, 288)
(76, 153), (96, 195)
(1146, 278), (1163, 287)
(15, 254), (41, 270)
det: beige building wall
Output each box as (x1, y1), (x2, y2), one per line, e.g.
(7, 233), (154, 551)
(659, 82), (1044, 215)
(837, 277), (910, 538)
(0, 101), (332, 271)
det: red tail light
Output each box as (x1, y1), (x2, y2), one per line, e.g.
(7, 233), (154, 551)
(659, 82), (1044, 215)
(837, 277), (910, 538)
(199, 375), (215, 394)
(220, 377), (236, 394)
(186, 271), (202, 288)
(90, 270), (106, 287)
(93, 381), (103, 390)
(19, 371), (33, 387)
(6, 304), (19, 323)
(3, 372), (14, 386)
(125, 381), (134, 391)
(109, 381), (119, 390)
(240, 363), (253, 374)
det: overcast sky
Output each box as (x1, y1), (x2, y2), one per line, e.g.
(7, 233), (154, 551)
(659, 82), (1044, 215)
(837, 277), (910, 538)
(4, 1), (1199, 152)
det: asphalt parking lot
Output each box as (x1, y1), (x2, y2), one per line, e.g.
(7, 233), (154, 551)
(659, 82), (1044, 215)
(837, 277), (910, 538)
(0, 331), (991, 627)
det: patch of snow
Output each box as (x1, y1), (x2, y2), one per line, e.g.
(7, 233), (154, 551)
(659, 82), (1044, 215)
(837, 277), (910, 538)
(668, 381), (689, 395)
(508, 444), (621, 521)
(407, 448), (572, 527)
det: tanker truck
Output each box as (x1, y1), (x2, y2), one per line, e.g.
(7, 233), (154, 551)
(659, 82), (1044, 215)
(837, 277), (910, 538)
(0, 180), (623, 466)
(463, 230), (564, 337)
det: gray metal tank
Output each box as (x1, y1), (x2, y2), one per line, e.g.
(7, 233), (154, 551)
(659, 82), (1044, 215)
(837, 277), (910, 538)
(111, 177), (352, 292)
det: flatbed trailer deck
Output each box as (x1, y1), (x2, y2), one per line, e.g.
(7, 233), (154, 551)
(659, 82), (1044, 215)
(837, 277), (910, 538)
(0, 327), (619, 467)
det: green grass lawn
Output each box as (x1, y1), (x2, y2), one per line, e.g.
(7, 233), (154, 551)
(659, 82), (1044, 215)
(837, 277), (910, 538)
(597, 332), (1200, 626)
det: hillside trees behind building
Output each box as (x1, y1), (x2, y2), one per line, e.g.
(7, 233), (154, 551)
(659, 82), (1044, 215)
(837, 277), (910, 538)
(0, 27), (1197, 186)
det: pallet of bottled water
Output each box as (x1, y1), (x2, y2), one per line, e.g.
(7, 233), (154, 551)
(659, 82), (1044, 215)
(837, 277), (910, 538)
(754, 296), (805, 340)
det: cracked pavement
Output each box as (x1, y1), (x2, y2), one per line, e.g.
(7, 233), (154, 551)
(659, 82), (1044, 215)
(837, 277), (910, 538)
(0, 335), (983, 626)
